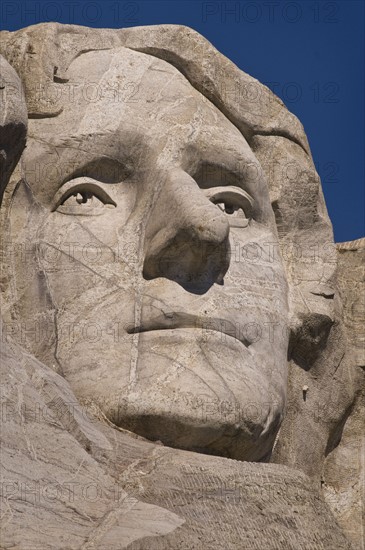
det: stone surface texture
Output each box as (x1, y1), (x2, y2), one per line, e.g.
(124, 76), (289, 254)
(322, 239), (365, 550)
(0, 53), (27, 202)
(0, 329), (356, 549)
(0, 24), (363, 549)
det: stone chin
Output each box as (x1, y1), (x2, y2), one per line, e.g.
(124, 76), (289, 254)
(65, 328), (286, 462)
(113, 401), (284, 463)
(106, 391), (284, 463)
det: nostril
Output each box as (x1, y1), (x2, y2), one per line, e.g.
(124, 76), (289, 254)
(143, 234), (205, 281)
(142, 229), (230, 293)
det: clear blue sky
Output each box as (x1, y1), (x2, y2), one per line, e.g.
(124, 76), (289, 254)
(1, 0), (364, 242)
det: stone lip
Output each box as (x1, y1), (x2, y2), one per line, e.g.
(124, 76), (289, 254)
(127, 311), (251, 347)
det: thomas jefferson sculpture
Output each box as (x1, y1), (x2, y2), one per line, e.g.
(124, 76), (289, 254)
(0, 23), (363, 549)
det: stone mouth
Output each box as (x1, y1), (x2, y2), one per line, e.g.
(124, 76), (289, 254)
(126, 312), (251, 348)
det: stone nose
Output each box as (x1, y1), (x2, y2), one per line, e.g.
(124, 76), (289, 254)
(142, 169), (231, 293)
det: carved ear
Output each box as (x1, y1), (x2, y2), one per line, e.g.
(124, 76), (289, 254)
(0, 55), (27, 205)
(288, 313), (334, 370)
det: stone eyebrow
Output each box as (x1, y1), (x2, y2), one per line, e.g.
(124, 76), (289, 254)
(188, 137), (262, 196)
(61, 156), (132, 185)
(192, 161), (247, 191)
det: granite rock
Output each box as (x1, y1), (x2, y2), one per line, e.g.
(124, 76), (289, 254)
(0, 24), (363, 549)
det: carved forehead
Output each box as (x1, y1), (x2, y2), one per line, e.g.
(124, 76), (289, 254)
(0, 23), (309, 153)
(48, 47), (227, 135)
(67, 46), (184, 101)
(50, 46), (246, 142)
(27, 45), (258, 183)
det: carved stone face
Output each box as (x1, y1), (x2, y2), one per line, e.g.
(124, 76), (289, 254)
(10, 47), (289, 460)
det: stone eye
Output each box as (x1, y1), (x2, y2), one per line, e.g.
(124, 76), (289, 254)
(62, 191), (103, 207)
(52, 178), (116, 216)
(223, 203), (235, 215)
(76, 192), (93, 204)
(216, 202), (241, 215)
(204, 186), (254, 228)
(214, 201), (249, 227)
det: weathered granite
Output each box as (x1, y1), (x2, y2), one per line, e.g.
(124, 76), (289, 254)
(0, 53), (27, 202)
(0, 328), (184, 549)
(0, 24), (363, 549)
(0, 330), (355, 549)
(322, 239), (365, 550)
